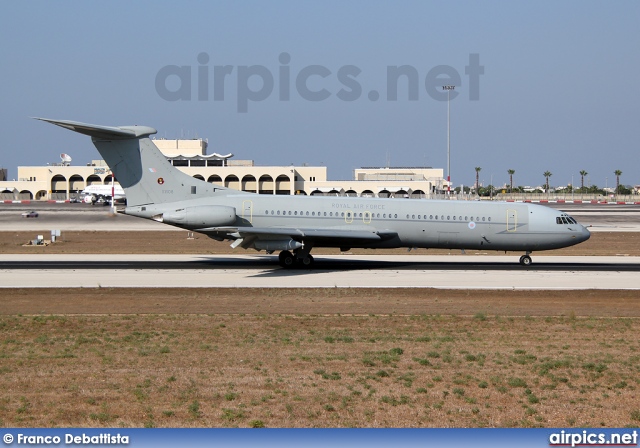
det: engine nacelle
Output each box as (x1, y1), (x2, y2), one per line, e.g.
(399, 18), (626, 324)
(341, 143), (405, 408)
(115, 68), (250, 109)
(158, 205), (236, 228)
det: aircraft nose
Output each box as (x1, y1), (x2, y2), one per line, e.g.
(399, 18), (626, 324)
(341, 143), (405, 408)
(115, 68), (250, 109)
(579, 225), (591, 242)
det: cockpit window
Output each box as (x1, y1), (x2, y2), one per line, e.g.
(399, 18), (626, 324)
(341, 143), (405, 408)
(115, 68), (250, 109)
(557, 213), (578, 225)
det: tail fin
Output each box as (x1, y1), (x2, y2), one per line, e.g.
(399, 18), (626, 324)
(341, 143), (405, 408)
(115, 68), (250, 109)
(35, 118), (226, 207)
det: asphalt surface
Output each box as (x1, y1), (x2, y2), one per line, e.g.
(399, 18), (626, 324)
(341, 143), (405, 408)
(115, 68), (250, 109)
(2, 254), (640, 273)
(1, 254), (639, 289)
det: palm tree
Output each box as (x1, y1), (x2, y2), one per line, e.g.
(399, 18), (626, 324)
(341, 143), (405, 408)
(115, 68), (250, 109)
(579, 170), (588, 192)
(614, 170), (622, 194)
(543, 171), (552, 192)
(507, 169), (515, 193)
(474, 167), (481, 193)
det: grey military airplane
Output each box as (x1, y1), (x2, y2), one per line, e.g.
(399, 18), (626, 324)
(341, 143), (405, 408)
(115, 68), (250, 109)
(36, 118), (590, 268)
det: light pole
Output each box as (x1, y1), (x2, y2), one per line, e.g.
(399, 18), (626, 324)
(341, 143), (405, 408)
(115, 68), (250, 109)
(571, 175), (574, 201)
(490, 173), (493, 200)
(443, 85), (455, 196)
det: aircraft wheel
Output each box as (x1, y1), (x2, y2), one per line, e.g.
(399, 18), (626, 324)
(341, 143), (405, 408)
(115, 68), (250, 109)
(300, 255), (314, 267)
(279, 251), (295, 268)
(519, 255), (532, 266)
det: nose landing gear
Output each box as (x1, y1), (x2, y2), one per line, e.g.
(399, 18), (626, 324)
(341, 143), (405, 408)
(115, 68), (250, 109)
(519, 252), (532, 266)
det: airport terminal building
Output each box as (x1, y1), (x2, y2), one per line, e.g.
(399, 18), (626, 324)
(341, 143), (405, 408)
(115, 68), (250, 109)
(0, 139), (448, 201)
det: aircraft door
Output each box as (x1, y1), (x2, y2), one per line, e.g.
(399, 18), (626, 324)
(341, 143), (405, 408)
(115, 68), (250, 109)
(242, 200), (253, 223)
(363, 211), (372, 224)
(345, 210), (354, 224)
(506, 209), (517, 232)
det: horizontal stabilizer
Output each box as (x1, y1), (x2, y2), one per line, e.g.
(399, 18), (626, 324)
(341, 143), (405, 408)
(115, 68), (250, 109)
(33, 118), (156, 140)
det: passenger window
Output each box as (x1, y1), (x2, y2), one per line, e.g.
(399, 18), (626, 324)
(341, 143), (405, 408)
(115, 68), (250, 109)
(394, 214), (397, 218)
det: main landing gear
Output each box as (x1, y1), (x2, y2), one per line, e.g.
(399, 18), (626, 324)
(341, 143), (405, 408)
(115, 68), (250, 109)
(278, 250), (315, 269)
(519, 252), (532, 266)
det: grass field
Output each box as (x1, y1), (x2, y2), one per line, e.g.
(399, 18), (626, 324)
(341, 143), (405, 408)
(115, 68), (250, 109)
(2, 311), (639, 428)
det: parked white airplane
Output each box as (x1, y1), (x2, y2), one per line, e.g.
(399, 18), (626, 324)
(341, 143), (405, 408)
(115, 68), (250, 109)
(80, 184), (125, 204)
(37, 118), (590, 268)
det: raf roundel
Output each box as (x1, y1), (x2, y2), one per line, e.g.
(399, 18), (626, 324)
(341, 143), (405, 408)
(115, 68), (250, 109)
(157, 177), (164, 185)
(468, 221), (476, 230)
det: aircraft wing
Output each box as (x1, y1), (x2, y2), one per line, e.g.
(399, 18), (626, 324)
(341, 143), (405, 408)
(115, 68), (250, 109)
(195, 225), (398, 247)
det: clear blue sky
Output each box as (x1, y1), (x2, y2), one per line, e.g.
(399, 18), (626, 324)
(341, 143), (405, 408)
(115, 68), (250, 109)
(1, 0), (638, 189)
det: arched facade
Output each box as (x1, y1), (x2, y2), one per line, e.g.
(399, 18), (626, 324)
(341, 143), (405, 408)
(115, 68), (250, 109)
(242, 175), (257, 192)
(3, 151), (445, 201)
(208, 175), (222, 184)
(18, 190), (33, 200)
(275, 174), (291, 195)
(86, 174), (101, 186)
(259, 175), (274, 194)
(225, 175), (240, 190)
(69, 174), (85, 192)
(51, 175), (66, 192)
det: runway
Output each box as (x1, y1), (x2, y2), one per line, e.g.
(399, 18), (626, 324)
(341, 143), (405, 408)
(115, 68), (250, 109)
(2, 254), (639, 289)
